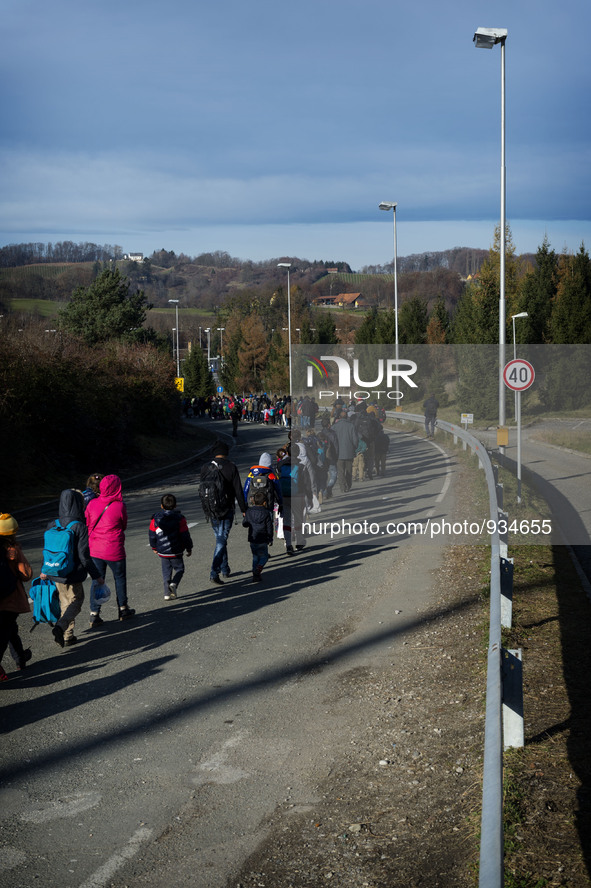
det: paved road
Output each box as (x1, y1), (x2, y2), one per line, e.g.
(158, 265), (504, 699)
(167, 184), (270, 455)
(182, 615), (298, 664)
(1, 421), (461, 888)
(473, 421), (591, 582)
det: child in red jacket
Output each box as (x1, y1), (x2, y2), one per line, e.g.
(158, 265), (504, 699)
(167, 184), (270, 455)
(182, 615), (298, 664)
(149, 494), (193, 600)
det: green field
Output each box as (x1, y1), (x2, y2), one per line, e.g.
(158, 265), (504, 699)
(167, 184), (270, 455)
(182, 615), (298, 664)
(0, 262), (94, 280)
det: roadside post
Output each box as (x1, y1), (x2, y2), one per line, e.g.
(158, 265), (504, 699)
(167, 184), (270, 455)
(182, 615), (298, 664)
(503, 359), (535, 503)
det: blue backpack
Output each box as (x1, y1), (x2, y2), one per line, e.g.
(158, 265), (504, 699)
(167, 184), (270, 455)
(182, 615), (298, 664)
(29, 577), (61, 628)
(279, 461), (299, 497)
(41, 519), (79, 578)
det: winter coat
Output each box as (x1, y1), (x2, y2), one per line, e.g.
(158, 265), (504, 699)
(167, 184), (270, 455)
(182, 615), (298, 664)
(45, 488), (103, 584)
(1, 543), (32, 614)
(242, 505), (274, 545)
(331, 416), (359, 461)
(149, 510), (193, 558)
(86, 474), (127, 561)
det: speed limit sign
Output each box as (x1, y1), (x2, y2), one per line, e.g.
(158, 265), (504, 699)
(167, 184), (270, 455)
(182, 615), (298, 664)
(503, 359), (535, 391)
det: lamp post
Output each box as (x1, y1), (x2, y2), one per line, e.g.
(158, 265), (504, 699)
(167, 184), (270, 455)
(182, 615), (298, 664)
(474, 26), (508, 444)
(277, 262), (292, 396)
(512, 311), (528, 503)
(217, 327), (225, 366)
(168, 299), (180, 377)
(204, 327), (211, 366)
(378, 202), (399, 365)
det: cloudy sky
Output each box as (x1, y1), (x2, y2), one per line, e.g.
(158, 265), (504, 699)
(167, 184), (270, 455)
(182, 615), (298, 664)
(1, 0), (590, 269)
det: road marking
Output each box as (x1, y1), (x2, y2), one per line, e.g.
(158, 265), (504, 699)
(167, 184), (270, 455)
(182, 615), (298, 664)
(20, 792), (101, 824)
(77, 827), (154, 888)
(192, 731), (250, 786)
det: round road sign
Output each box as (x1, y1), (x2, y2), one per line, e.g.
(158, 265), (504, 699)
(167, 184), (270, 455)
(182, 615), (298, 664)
(503, 359), (535, 391)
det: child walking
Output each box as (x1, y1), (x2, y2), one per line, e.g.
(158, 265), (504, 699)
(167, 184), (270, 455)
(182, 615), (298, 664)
(0, 513), (33, 680)
(242, 489), (274, 582)
(149, 494), (193, 600)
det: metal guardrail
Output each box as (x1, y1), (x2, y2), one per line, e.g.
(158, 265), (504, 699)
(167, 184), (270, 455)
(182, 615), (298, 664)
(387, 412), (505, 888)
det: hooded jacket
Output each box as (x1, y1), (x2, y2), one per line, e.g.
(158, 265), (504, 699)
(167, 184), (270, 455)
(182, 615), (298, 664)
(45, 489), (102, 584)
(86, 474), (127, 561)
(149, 510), (193, 558)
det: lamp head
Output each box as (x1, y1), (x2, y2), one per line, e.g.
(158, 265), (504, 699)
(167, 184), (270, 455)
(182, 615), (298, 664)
(277, 262), (291, 268)
(379, 202), (397, 211)
(512, 312), (528, 320)
(473, 27), (507, 48)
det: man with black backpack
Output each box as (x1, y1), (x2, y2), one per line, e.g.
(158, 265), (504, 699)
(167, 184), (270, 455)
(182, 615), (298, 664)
(199, 442), (247, 585)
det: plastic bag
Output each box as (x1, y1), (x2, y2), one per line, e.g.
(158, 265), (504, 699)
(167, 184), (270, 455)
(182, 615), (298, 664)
(90, 579), (111, 610)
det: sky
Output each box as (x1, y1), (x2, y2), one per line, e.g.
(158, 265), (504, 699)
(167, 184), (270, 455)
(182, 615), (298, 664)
(1, 0), (590, 270)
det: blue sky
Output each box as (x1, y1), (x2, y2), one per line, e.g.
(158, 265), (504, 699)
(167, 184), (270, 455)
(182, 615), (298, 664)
(1, 0), (590, 269)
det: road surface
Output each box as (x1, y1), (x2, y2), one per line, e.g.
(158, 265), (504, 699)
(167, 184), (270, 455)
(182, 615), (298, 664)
(2, 420), (461, 888)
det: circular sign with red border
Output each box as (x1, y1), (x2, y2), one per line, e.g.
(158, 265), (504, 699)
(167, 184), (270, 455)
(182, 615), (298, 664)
(503, 359), (535, 391)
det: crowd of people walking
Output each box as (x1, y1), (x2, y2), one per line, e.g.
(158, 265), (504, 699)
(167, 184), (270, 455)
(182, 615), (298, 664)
(0, 392), (443, 681)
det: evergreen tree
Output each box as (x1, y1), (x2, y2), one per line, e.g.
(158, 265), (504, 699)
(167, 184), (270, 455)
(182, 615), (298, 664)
(182, 343), (215, 399)
(398, 297), (428, 344)
(426, 295), (450, 344)
(58, 268), (151, 345)
(516, 236), (557, 343)
(355, 308), (379, 344)
(549, 245), (591, 343)
(315, 312), (339, 344)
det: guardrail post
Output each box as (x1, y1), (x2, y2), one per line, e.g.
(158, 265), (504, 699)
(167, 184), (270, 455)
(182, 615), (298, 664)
(502, 648), (524, 748)
(498, 508), (508, 560)
(500, 556), (514, 628)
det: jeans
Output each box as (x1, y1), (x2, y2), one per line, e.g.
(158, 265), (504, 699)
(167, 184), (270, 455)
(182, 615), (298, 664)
(425, 415), (436, 436)
(210, 516), (234, 579)
(160, 555), (185, 594)
(250, 543), (269, 573)
(92, 557), (128, 611)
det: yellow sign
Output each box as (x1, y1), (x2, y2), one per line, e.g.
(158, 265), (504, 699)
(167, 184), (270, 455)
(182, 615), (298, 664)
(497, 426), (509, 447)
(174, 377), (184, 392)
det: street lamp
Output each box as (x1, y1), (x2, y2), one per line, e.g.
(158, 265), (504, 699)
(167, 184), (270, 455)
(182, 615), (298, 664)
(217, 327), (225, 366)
(278, 262), (292, 396)
(378, 202), (399, 365)
(168, 299), (180, 377)
(511, 311), (528, 503)
(204, 327), (211, 365)
(474, 26), (508, 443)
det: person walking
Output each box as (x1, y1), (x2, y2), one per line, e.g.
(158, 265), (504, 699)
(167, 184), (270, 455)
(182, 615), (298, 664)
(423, 394), (439, 438)
(43, 488), (105, 647)
(149, 493), (193, 600)
(242, 489), (274, 582)
(199, 442), (246, 585)
(86, 474), (135, 626)
(0, 514), (33, 680)
(331, 408), (359, 493)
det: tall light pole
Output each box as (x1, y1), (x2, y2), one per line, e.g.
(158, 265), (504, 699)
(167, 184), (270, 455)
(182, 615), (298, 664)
(512, 311), (528, 503)
(378, 202), (399, 365)
(474, 26), (508, 442)
(204, 327), (211, 366)
(168, 299), (180, 376)
(278, 262), (292, 396)
(217, 327), (225, 365)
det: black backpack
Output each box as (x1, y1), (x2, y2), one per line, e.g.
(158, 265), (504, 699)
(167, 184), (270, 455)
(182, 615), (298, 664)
(199, 460), (231, 521)
(247, 472), (274, 508)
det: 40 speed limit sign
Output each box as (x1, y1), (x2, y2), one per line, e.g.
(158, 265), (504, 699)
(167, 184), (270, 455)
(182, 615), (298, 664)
(503, 358), (535, 391)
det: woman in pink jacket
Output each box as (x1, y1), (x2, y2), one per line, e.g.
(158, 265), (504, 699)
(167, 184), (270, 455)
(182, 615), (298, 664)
(86, 474), (135, 627)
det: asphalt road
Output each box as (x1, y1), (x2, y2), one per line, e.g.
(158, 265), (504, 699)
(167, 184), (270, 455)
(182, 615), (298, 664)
(473, 420), (591, 583)
(2, 420), (459, 888)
